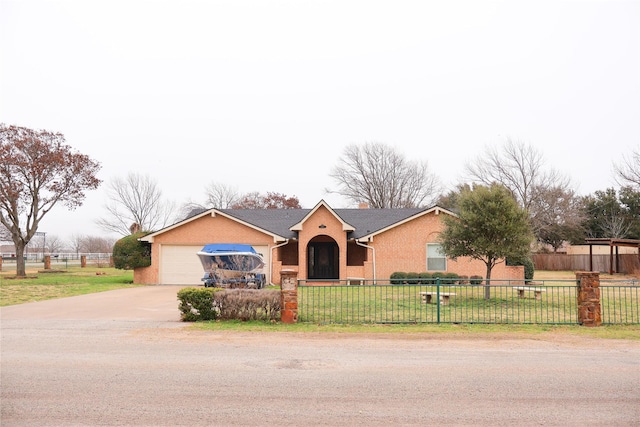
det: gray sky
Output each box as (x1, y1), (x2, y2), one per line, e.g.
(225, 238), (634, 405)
(1, 0), (639, 242)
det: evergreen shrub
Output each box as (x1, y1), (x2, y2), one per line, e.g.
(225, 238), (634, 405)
(177, 287), (220, 321)
(112, 232), (151, 270)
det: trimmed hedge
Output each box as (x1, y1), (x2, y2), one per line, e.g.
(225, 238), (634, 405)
(177, 287), (220, 321)
(177, 287), (281, 322)
(215, 289), (280, 321)
(389, 272), (462, 284)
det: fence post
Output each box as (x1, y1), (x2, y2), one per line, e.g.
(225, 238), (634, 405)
(280, 269), (298, 324)
(44, 255), (51, 270)
(81, 255), (87, 268)
(436, 277), (441, 324)
(576, 271), (602, 327)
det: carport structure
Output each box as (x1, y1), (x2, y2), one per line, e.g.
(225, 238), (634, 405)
(585, 238), (640, 274)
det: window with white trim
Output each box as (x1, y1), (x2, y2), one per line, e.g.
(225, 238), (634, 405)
(427, 243), (446, 271)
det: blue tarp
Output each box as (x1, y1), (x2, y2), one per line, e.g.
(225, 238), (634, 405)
(199, 244), (258, 254)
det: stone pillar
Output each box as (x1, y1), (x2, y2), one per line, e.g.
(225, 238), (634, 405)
(44, 255), (51, 269)
(280, 269), (298, 324)
(81, 255), (87, 268)
(0, 257), (3, 271)
(576, 271), (602, 327)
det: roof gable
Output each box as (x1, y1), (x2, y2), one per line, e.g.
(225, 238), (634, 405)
(350, 206), (457, 241)
(290, 200), (355, 233)
(139, 208), (290, 243)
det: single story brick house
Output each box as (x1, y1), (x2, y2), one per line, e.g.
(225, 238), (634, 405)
(135, 200), (524, 285)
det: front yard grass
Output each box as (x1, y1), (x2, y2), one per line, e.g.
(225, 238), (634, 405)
(0, 267), (138, 306)
(191, 319), (640, 340)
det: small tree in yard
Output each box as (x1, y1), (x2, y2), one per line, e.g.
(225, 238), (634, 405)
(439, 184), (533, 299)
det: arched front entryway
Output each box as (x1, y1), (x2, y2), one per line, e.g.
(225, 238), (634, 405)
(307, 235), (339, 280)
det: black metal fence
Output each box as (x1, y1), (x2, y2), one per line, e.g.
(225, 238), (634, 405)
(601, 280), (640, 324)
(298, 278), (639, 325)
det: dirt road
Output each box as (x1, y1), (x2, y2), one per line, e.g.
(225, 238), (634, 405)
(2, 286), (639, 426)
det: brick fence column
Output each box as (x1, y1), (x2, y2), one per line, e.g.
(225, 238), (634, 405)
(280, 269), (298, 324)
(44, 255), (51, 269)
(576, 271), (602, 327)
(81, 255), (87, 268)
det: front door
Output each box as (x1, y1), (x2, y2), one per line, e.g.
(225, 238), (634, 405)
(308, 242), (338, 279)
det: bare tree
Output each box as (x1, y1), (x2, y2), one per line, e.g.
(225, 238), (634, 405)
(81, 235), (115, 253)
(178, 182), (244, 220)
(465, 138), (578, 248)
(205, 182), (241, 208)
(329, 142), (441, 208)
(45, 235), (65, 254)
(529, 185), (585, 251)
(232, 192), (301, 209)
(0, 223), (10, 242)
(599, 212), (632, 239)
(27, 233), (64, 255)
(614, 146), (640, 188)
(465, 138), (571, 212)
(67, 233), (87, 256)
(0, 124), (101, 276)
(96, 173), (176, 236)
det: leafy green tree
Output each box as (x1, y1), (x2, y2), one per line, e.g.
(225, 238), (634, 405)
(439, 184), (533, 299)
(436, 183), (471, 211)
(619, 186), (640, 239)
(581, 187), (639, 239)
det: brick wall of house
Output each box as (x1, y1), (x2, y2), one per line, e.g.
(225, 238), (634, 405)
(297, 205), (348, 280)
(135, 206), (524, 285)
(152, 213), (273, 245)
(367, 209), (524, 281)
(137, 212), (276, 284)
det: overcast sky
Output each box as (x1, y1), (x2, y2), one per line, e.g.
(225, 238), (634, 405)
(1, 0), (639, 243)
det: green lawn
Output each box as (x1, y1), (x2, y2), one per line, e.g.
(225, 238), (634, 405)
(2, 267), (638, 340)
(0, 267), (138, 306)
(191, 319), (640, 340)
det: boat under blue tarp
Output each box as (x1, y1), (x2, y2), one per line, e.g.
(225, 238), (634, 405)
(197, 244), (265, 288)
(199, 243), (260, 255)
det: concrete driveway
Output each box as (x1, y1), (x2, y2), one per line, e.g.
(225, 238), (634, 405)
(1, 286), (640, 426)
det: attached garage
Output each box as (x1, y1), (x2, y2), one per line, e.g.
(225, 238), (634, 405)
(159, 245), (204, 285)
(157, 244), (271, 285)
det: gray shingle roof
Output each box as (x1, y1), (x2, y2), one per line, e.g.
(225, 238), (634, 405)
(219, 207), (430, 240)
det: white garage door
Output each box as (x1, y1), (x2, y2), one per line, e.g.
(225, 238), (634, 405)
(159, 244), (271, 286)
(159, 245), (205, 285)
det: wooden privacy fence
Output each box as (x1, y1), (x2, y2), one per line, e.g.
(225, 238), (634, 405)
(532, 253), (640, 274)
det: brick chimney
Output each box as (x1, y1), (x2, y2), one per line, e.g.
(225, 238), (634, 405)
(358, 202), (369, 209)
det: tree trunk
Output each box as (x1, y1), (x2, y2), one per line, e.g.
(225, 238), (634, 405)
(484, 264), (492, 300)
(14, 239), (26, 277)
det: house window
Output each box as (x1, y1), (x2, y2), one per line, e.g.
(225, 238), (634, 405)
(427, 243), (446, 271)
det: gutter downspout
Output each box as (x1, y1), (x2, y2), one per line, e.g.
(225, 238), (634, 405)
(270, 240), (289, 286)
(355, 240), (376, 283)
